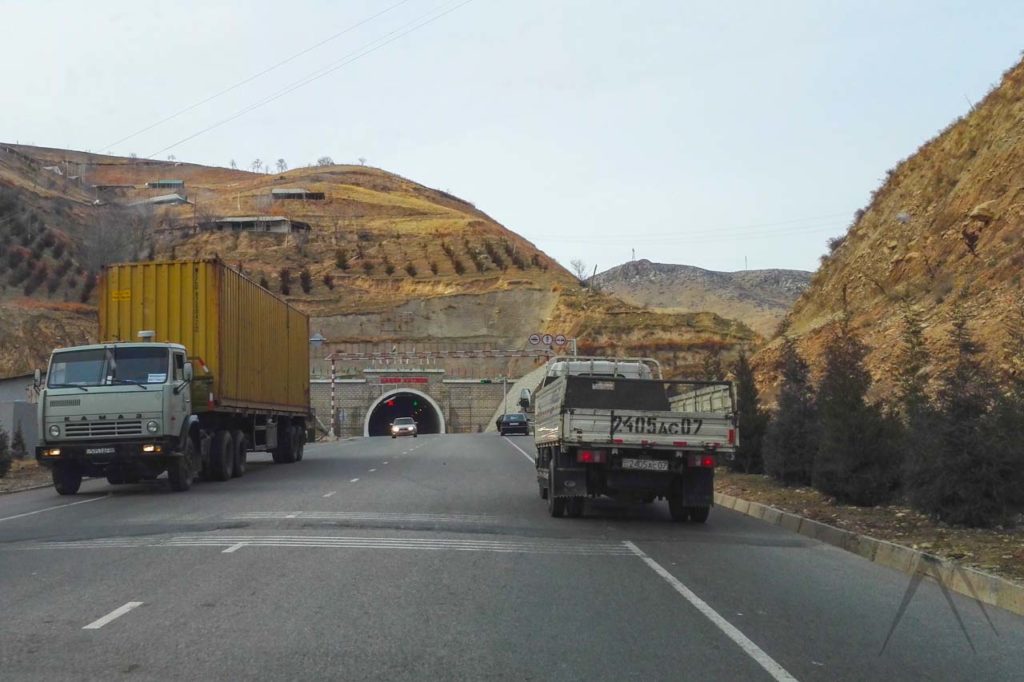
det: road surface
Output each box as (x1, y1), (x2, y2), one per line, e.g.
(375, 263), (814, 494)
(1, 434), (1021, 680)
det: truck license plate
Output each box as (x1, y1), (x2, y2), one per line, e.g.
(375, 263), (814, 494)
(86, 447), (116, 455)
(621, 458), (668, 471)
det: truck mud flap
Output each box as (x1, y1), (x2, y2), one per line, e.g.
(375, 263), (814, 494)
(552, 467), (588, 498)
(679, 468), (714, 507)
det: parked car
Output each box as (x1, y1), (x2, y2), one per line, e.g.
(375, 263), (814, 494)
(497, 413), (531, 436)
(391, 417), (418, 438)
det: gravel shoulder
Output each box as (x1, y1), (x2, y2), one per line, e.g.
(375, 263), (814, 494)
(0, 459), (51, 494)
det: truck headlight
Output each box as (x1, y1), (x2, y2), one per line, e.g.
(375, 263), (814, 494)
(146, 420), (159, 433)
(48, 424), (61, 438)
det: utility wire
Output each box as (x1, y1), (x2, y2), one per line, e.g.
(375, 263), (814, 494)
(540, 219), (848, 245)
(148, 0), (474, 159)
(103, 0), (414, 152)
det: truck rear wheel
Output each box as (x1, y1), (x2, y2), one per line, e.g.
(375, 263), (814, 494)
(272, 424), (294, 464)
(688, 506), (710, 524)
(210, 430), (233, 481)
(231, 430), (246, 478)
(53, 465), (82, 495)
(547, 460), (565, 517)
(291, 426), (304, 462)
(668, 494), (689, 522)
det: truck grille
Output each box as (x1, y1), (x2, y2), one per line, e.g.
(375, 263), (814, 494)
(49, 399), (81, 408)
(64, 419), (143, 438)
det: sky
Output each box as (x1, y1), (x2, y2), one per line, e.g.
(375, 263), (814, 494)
(2, 0), (1022, 273)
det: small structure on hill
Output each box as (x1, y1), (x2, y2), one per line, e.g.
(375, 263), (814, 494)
(271, 188), (325, 201)
(146, 179), (185, 189)
(199, 216), (311, 234)
(131, 193), (189, 206)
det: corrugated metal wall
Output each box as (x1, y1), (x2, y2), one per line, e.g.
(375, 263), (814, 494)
(100, 260), (308, 414)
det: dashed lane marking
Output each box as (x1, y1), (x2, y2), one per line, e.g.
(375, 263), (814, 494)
(323, 491), (337, 498)
(369, 468), (377, 472)
(83, 601), (143, 630)
(502, 437), (535, 464)
(623, 541), (798, 682)
(350, 478), (360, 483)
(0, 494), (110, 524)
(222, 542), (247, 554)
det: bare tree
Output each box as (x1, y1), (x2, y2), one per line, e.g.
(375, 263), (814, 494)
(276, 158), (288, 173)
(229, 159), (237, 169)
(251, 158), (263, 173)
(316, 156), (334, 167)
(78, 206), (155, 272)
(358, 157), (367, 166)
(570, 258), (588, 285)
(167, 154), (176, 162)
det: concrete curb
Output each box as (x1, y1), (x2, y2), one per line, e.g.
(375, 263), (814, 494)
(715, 491), (1024, 618)
(0, 482), (53, 495)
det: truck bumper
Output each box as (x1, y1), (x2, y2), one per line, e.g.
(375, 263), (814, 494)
(550, 466), (588, 498)
(36, 438), (179, 476)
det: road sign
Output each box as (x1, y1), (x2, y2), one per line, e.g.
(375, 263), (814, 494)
(542, 334), (553, 346)
(528, 333), (541, 345)
(554, 334), (567, 346)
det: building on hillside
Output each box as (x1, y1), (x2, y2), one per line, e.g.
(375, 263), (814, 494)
(271, 188), (325, 201)
(199, 216), (311, 234)
(0, 372), (44, 453)
(146, 179), (185, 189)
(131, 193), (189, 206)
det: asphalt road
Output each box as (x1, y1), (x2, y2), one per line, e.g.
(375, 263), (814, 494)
(1, 434), (1021, 681)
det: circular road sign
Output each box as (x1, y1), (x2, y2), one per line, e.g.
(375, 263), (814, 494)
(554, 334), (567, 346)
(528, 333), (541, 345)
(542, 334), (554, 346)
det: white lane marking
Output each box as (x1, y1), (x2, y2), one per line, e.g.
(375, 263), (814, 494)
(322, 491), (337, 498)
(369, 468), (376, 473)
(349, 478), (359, 483)
(285, 513), (298, 518)
(83, 601), (143, 630)
(623, 541), (798, 682)
(231, 511), (498, 523)
(383, 461), (389, 465)
(0, 494), (110, 524)
(502, 437), (535, 463)
(222, 542), (247, 554)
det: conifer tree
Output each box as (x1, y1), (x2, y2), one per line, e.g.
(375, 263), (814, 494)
(763, 337), (817, 485)
(731, 349), (767, 473)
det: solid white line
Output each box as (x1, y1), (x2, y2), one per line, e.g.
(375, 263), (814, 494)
(82, 601), (143, 630)
(623, 541), (798, 682)
(222, 542), (247, 554)
(349, 478), (359, 483)
(502, 437), (535, 464)
(322, 491), (337, 498)
(0, 494), (109, 524)
(369, 468), (376, 472)
(285, 513), (298, 518)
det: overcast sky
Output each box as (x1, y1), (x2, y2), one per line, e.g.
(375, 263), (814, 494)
(3, 0), (1022, 273)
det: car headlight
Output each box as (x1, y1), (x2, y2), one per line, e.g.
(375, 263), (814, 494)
(146, 420), (159, 434)
(48, 424), (61, 438)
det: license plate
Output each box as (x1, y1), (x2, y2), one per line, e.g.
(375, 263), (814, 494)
(86, 447), (116, 455)
(621, 458), (668, 471)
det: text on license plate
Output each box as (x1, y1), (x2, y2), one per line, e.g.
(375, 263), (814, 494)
(621, 458), (668, 471)
(86, 447), (116, 455)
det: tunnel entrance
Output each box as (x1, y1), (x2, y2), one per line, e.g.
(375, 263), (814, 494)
(364, 389), (445, 437)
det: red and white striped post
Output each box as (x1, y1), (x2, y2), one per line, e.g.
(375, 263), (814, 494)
(329, 353), (337, 439)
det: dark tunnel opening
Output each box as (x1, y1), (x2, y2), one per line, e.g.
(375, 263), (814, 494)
(366, 392), (444, 437)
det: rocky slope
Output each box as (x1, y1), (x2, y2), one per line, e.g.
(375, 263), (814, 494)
(757, 58), (1024, 396)
(0, 145), (760, 379)
(593, 260), (810, 336)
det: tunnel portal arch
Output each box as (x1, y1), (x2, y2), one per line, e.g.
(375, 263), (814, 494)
(363, 389), (446, 437)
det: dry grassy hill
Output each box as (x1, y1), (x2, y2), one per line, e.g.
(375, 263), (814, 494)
(593, 260), (810, 337)
(755, 57), (1024, 395)
(0, 144), (759, 378)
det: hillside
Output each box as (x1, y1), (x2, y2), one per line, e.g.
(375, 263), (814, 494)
(757, 58), (1024, 395)
(0, 145), (759, 379)
(593, 260), (810, 337)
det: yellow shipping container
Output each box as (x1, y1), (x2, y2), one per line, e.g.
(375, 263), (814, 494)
(99, 259), (309, 415)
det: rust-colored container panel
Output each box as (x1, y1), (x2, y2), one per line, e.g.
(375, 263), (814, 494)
(99, 259), (309, 415)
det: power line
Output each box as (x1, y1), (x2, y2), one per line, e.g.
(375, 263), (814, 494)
(102, 0), (415, 152)
(540, 219), (848, 245)
(148, 0), (474, 159)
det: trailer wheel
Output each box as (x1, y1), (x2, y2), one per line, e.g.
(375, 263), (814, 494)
(53, 465), (82, 495)
(566, 497), (584, 518)
(210, 430), (233, 481)
(231, 430), (246, 478)
(291, 426), (304, 462)
(272, 424), (294, 464)
(168, 439), (196, 492)
(688, 506), (710, 524)
(668, 494), (689, 522)
(546, 460), (565, 518)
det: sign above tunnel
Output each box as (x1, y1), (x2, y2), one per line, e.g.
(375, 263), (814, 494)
(379, 376), (429, 384)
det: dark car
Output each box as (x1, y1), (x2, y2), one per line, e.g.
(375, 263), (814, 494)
(390, 417), (418, 438)
(497, 413), (530, 436)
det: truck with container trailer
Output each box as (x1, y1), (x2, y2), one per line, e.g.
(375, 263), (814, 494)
(533, 357), (737, 522)
(35, 259), (310, 494)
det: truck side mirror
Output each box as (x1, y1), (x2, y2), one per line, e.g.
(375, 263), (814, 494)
(183, 362), (194, 382)
(33, 368), (41, 388)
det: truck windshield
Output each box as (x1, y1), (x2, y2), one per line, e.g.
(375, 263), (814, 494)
(48, 347), (170, 388)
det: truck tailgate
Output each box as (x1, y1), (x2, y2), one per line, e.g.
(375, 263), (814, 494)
(564, 409), (735, 450)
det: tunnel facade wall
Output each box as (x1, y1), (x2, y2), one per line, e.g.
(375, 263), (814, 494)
(310, 372), (510, 437)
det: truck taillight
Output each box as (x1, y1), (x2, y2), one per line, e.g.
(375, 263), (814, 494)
(688, 454), (716, 468)
(727, 429), (736, 445)
(577, 449), (606, 463)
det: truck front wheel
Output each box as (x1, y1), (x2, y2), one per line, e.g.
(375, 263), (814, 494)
(168, 438), (196, 492)
(231, 430), (246, 478)
(210, 430), (233, 481)
(53, 465), (82, 495)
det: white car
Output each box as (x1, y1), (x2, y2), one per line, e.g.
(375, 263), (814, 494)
(390, 417), (418, 438)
